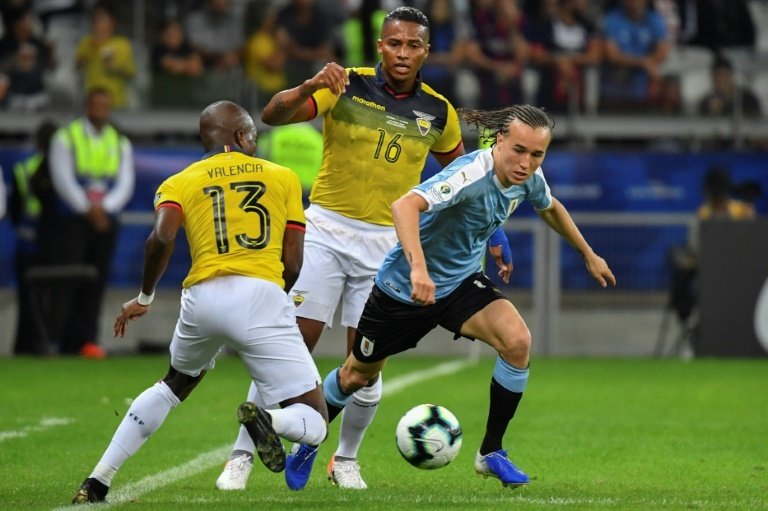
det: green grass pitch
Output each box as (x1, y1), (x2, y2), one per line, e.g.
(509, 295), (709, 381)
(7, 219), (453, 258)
(0, 355), (766, 510)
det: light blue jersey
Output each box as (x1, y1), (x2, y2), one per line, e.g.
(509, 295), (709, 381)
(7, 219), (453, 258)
(376, 149), (553, 304)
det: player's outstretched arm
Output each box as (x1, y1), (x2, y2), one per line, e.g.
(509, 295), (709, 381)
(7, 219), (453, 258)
(114, 205), (182, 337)
(392, 192), (435, 304)
(537, 198), (616, 288)
(261, 62), (349, 126)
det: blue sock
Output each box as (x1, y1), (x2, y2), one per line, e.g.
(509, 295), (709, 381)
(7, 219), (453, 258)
(493, 356), (529, 393)
(324, 367), (353, 421)
(479, 357), (528, 454)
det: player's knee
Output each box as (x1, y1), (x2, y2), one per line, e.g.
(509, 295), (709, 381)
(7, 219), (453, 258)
(497, 324), (531, 364)
(340, 366), (376, 394)
(300, 404), (328, 445)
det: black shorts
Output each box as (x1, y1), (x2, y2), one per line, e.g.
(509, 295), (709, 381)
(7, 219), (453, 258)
(352, 272), (507, 363)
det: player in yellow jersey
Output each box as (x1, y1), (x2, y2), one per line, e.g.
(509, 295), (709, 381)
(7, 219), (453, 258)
(71, 101), (328, 505)
(216, 6), (512, 492)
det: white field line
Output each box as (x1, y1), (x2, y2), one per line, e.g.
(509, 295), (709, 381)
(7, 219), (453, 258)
(52, 358), (476, 510)
(0, 417), (75, 442)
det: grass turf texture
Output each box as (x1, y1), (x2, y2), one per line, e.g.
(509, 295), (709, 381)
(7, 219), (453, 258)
(0, 355), (766, 510)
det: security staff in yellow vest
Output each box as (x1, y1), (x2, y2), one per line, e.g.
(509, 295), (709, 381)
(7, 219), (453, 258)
(8, 121), (59, 355)
(257, 122), (323, 205)
(48, 88), (134, 358)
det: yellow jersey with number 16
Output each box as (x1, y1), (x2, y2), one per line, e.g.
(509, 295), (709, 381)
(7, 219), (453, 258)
(154, 146), (305, 289)
(310, 65), (462, 226)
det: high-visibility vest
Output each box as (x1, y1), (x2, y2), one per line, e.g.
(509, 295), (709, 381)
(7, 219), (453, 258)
(478, 126), (495, 150)
(13, 154), (42, 219)
(64, 119), (121, 179)
(259, 124), (323, 192)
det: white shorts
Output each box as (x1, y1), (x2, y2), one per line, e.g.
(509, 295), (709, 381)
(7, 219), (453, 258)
(290, 205), (398, 328)
(170, 275), (321, 408)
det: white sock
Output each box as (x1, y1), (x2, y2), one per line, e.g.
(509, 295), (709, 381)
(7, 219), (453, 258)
(336, 374), (382, 459)
(268, 403), (327, 446)
(231, 381), (261, 455)
(90, 381), (180, 486)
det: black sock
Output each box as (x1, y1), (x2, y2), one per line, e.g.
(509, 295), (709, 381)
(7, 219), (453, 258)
(326, 401), (344, 423)
(479, 378), (523, 455)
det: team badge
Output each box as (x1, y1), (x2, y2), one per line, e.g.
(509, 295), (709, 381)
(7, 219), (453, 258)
(430, 182), (454, 202)
(507, 199), (520, 216)
(360, 336), (375, 357)
(413, 110), (435, 136)
(291, 290), (306, 307)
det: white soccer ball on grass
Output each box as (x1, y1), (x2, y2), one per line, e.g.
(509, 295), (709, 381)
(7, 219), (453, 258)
(395, 403), (463, 469)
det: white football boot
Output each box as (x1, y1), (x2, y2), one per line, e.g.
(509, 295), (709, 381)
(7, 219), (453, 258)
(216, 452), (254, 490)
(327, 455), (368, 490)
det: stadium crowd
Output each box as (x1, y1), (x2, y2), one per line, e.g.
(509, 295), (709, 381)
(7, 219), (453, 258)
(0, 0), (765, 120)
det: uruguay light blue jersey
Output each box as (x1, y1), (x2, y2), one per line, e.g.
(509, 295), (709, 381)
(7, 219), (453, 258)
(376, 149), (553, 304)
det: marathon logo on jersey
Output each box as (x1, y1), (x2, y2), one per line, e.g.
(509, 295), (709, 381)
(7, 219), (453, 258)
(353, 96), (386, 111)
(430, 182), (454, 202)
(153, 192), (162, 205)
(413, 110), (435, 136)
(507, 199), (520, 216)
(360, 336), (375, 357)
(291, 290), (307, 307)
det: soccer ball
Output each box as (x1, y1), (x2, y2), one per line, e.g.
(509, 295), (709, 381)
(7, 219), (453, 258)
(395, 403), (463, 469)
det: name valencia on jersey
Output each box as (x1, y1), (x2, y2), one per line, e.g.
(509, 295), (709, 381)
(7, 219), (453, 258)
(207, 162), (263, 178)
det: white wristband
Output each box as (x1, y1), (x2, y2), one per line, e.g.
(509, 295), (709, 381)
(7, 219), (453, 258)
(137, 291), (155, 306)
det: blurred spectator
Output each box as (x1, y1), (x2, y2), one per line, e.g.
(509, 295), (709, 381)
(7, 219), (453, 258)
(525, 0), (601, 113)
(31, 0), (84, 31)
(648, 73), (686, 150)
(0, 72), (8, 105)
(653, 73), (682, 115)
(653, 0), (680, 47)
(150, 18), (203, 108)
(696, 166), (756, 220)
(599, 0), (670, 113)
(464, 0), (528, 110)
(8, 120), (58, 355)
(698, 54), (762, 118)
(678, 0), (755, 50)
(257, 123), (323, 205)
(184, 0), (244, 102)
(340, 0), (386, 66)
(420, 0), (467, 106)
(75, 3), (135, 109)
(243, 1), (288, 110)
(732, 181), (763, 210)
(277, 0), (337, 88)
(0, 8), (55, 111)
(46, 88), (134, 358)
(0, 0), (32, 25)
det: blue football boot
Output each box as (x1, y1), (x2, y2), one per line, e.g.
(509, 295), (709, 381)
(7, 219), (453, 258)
(285, 443), (319, 490)
(474, 449), (530, 488)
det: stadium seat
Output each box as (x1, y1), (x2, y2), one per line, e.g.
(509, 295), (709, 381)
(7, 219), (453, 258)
(751, 70), (768, 114)
(748, 0), (768, 52)
(680, 68), (711, 116)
